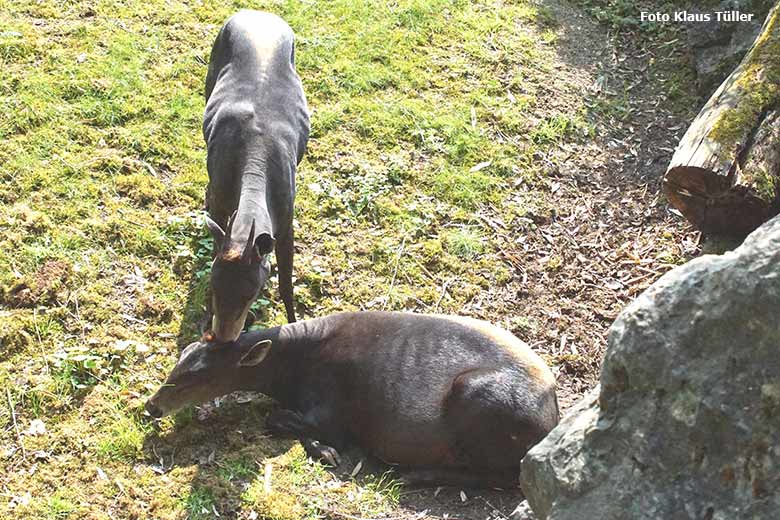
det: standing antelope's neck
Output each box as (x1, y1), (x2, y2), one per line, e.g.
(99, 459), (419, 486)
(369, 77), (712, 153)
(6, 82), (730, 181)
(227, 168), (273, 251)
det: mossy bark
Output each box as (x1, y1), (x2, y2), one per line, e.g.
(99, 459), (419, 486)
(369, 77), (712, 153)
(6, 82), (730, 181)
(663, 2), (780, 236)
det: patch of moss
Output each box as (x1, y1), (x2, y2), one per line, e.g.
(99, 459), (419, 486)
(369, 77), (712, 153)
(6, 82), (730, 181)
(242, 444), (400, 520)
(244, 487), (306, 520)
(709, 7), (780, 150)
(115, 173), (166, 206)
(752, 166), (779, 200)
(420, 238), (445, 267)
(9, 203), (53, 235)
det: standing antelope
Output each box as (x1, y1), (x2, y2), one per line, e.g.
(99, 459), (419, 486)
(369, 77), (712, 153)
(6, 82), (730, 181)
(203, 10), (309, 341)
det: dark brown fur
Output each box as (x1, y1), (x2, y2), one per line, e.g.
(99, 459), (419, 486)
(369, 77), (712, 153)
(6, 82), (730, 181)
(146, 312), (559, 488)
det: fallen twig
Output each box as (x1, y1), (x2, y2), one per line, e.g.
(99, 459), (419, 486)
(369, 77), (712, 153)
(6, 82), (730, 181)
(264, 463), (272, 494)
(433, 279), (453, 313)
(382, 237), (406, 311)
(32, 308), (50, 375)
(6, 387), (26, 460)
(478, 496), (510, 519)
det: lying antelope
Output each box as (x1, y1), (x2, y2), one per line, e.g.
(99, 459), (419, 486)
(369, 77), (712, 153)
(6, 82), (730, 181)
(147, 312), (559, 488)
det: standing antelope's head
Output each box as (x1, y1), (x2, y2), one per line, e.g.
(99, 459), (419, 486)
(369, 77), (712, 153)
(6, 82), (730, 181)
(206, 213), (275, 342)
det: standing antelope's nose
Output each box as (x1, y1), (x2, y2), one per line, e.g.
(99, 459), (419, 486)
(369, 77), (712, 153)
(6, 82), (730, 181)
(145, 400), (163, 419)
(212, 317), (243, 343)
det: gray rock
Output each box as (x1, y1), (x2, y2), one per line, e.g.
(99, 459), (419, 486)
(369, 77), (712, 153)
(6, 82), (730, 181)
(686, 0), (773, 95)
(520, 215), (780, 519)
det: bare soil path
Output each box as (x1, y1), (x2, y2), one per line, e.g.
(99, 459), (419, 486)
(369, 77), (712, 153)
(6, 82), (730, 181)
(377, 1), (701, 518)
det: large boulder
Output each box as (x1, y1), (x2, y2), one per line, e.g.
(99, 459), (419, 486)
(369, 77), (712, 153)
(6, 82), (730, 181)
(520, 215), (780, 519)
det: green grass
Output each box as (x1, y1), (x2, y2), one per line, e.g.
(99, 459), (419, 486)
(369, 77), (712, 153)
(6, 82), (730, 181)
(530, 114), (589, 145)
(444, 227), (486, 259)
(0, 0), (653, 517)
(217, 456), (258, 483)
(43, 494), (79, 520)
(241, 445), (402, 520)
(95, 396), (153, 461)
(184, 487), (219, 520)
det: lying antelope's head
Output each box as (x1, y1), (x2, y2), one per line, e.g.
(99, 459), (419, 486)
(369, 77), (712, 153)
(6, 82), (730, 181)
(206, 213), (275, 342)
(145, 337), (272, 418)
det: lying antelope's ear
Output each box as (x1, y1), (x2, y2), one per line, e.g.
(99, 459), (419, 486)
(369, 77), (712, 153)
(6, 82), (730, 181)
(205, 216), (226, 248)
(255, 232), (275, 256)
(239, 339), (272, 366)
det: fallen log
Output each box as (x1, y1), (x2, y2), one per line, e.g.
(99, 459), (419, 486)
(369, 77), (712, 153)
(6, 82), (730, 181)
(663, 2), (780, 236)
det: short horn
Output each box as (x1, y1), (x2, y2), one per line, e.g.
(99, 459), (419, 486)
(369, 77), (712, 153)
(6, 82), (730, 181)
(223, 211), (238, 251)
(242, 218), (256, 262)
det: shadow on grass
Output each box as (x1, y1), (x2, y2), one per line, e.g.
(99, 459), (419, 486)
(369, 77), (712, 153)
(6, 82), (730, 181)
(173, 223), (211, 351)
(139, 395), (406, 519)
(139, 380), (526, 520)
(141, 394), (293, 518)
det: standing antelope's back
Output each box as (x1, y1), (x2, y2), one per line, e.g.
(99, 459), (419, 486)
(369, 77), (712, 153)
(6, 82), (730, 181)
(203, 9), (309, 169)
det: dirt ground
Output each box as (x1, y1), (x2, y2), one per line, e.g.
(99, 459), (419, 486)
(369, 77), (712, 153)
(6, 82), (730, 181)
(371, 1), (702, 518)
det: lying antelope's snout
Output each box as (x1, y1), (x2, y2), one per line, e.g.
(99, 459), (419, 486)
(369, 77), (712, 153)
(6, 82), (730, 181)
(145, 399), (163, 419)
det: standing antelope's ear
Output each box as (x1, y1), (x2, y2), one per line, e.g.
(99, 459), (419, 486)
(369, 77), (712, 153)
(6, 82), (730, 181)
(205, 216), (226, 250)
(239, 339), (272, 367)
(255, 232), (275, 256)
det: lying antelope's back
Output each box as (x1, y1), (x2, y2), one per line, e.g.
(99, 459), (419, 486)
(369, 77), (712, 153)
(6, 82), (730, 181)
(287, 312), (557, 404)
(283, 311), (559, 455)
(315, 312), (552, 372)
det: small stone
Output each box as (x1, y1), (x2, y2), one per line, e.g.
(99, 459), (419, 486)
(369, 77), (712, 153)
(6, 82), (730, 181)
(25, 419), (46, 436)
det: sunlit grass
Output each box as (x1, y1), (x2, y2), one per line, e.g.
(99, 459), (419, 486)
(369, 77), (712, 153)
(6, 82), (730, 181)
(0, 0), (588, 516)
